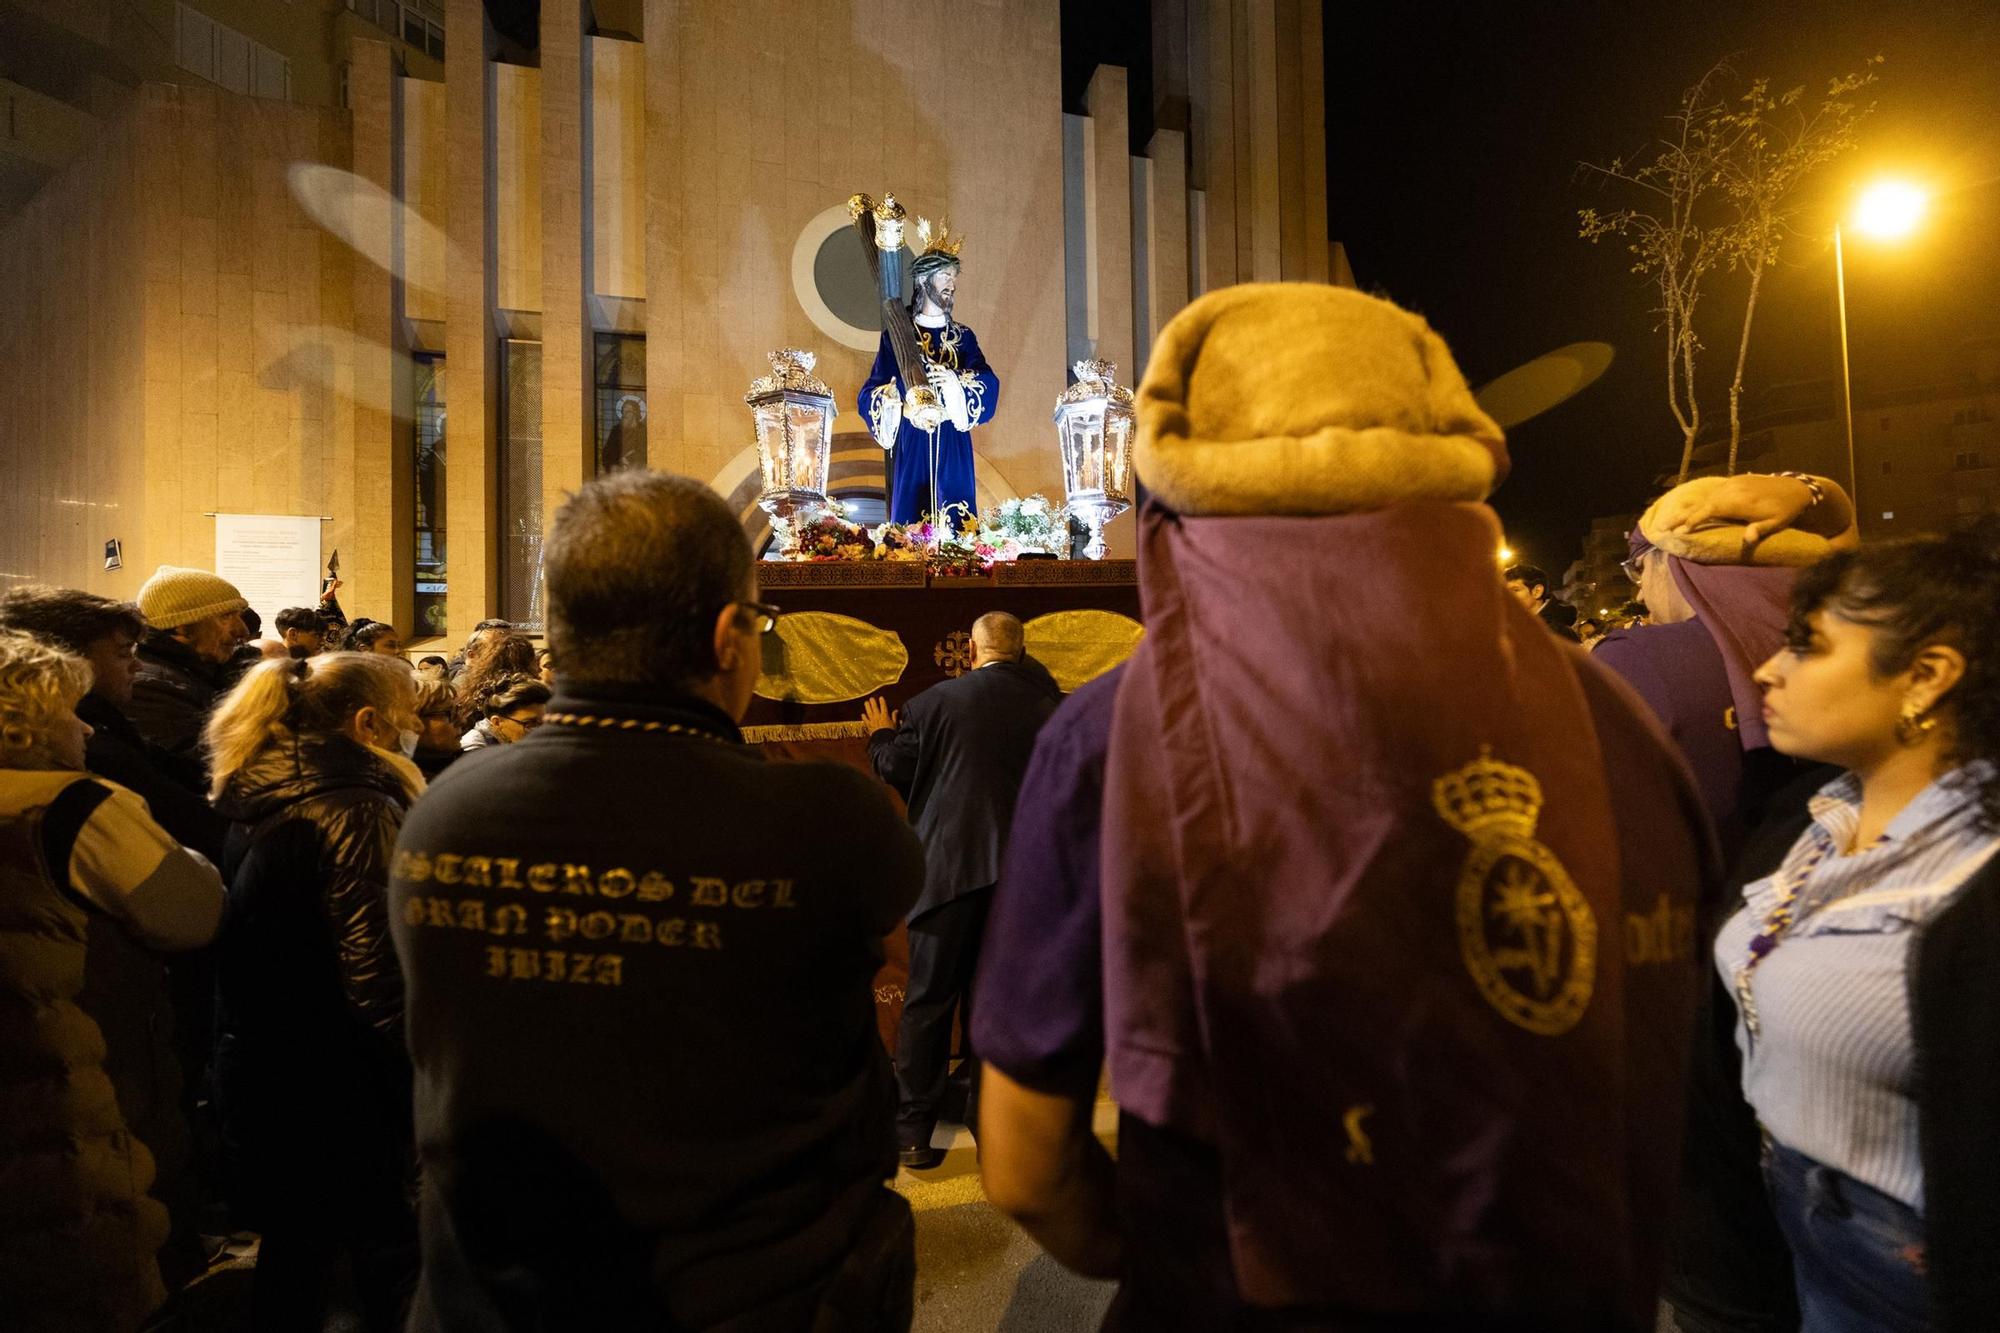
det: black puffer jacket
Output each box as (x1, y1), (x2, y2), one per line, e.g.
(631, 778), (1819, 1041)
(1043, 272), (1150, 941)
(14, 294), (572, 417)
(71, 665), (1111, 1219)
(211, 731), (416, 1225)
(127, 629), (232, 766)
(77, 692), (226, 862)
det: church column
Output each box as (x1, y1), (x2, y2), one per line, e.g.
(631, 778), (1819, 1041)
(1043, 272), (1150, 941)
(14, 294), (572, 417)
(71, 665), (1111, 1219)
(1141, 127), (1191, 367)
(1189, 0), (1330, 289)
(1085, 65), (1135, 383)
(1241, 0), (1282, 281)
(1190, 0), (1236, 292)
(444, 0), (499, 637)
(1265, 0), (1329, 281)
(541, 0), (591, 533)
(348, 36), (413, 636)
(641, 0), (684, 476)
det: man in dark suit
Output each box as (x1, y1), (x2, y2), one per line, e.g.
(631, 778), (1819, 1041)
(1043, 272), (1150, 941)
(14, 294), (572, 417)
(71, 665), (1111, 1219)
(864, 612), (1062, 1168)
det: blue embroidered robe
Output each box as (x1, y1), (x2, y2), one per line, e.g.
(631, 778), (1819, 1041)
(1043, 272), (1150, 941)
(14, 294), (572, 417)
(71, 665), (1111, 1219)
(858, 322), (1000, 524)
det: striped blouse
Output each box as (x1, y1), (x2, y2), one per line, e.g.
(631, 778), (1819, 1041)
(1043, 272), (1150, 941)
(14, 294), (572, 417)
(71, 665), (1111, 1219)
(1714, 763), (1999, 1212)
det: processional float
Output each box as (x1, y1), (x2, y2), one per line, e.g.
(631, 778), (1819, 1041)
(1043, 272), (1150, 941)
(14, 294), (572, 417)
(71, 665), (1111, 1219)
(746, 191), (1139, 560)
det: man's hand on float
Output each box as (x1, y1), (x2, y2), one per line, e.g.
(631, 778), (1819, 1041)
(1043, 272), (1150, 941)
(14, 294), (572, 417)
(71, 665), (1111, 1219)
(861, 696), (899, 734)
(1653, 473), (1857, 548)
(928, 363), (971, 432)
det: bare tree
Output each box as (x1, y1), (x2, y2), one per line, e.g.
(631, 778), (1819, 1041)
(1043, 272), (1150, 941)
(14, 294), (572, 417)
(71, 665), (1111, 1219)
(1711, 60), (1880, 473)
(1579, 65), (1732, 484)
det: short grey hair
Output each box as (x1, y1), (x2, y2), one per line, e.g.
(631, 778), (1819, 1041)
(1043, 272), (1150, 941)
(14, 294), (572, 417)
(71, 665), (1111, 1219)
(971, 612), (1024, 662)
(544, 470), (753, 688)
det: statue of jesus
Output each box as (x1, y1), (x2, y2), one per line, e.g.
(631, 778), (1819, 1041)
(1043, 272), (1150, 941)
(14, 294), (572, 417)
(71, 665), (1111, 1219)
(858, 220), (1002, 524)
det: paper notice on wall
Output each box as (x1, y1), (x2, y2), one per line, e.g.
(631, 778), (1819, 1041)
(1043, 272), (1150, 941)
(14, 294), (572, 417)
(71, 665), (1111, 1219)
(214, 514), (322, 639)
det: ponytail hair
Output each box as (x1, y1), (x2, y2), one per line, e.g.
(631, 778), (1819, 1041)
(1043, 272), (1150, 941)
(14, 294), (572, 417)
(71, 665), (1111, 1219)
(343, 618), (399, 652)
(204, 651), (416, 798)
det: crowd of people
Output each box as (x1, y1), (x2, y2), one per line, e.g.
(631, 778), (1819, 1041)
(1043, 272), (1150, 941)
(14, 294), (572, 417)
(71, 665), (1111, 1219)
(0, 281), (1996, 1333)
(0, 573), (567, 1330)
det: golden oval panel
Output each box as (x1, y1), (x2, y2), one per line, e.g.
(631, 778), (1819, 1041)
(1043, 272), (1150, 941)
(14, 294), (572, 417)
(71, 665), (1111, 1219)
(755, 611), (909, 704)
(1023, 610), (1145, 692)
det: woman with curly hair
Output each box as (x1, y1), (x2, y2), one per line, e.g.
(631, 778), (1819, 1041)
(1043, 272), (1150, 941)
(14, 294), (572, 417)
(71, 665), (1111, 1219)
(451, 630), (537, 728)
(0, 629), (224, 1331)
(457, 673), (549, 751)
(1673, 516), (2000, 1333)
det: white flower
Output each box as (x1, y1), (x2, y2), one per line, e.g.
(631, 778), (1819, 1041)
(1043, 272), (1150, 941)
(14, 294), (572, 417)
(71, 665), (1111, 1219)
(1022, 496), (1049, 515)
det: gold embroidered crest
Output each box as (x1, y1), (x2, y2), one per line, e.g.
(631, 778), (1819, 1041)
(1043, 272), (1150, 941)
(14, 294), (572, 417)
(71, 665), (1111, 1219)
(934, 629), (974, 676)
(1431, 748), (1596, 1036)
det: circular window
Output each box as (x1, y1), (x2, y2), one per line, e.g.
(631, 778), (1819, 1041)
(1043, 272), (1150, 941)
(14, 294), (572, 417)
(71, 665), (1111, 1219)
(792, 203), (912, 352)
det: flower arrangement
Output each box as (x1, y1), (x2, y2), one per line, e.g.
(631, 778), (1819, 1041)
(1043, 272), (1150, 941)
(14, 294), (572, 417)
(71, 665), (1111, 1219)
(793, 510), (876, 561)
(775, 495), (1071, 571)
(973, 495), (1068, 560)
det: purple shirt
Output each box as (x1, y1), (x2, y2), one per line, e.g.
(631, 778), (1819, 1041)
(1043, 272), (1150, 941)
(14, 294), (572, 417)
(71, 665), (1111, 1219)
(972, 665), (1121, 1100)
(1593, 622), (1744, 853)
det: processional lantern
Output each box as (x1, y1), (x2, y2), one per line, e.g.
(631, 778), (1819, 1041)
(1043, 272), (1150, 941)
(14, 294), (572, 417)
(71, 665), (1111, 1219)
(746, 349), (837, 541)
(1052, 359), (1135, 560)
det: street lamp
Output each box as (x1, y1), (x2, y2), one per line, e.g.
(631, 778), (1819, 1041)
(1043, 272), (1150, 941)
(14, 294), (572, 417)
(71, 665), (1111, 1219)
(1853, 181), (1926, 241)
(1834, 178), (1928, 520)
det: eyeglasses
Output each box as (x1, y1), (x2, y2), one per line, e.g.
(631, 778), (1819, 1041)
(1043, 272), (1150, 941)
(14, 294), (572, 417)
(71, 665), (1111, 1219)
(496, 713), (543, 732)
(733, 600), (783, 635)
(1620, 554), (1647, 584)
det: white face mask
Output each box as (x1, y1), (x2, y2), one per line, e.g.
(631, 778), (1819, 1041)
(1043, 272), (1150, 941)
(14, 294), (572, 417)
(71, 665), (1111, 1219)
(398, 729), (421, 758)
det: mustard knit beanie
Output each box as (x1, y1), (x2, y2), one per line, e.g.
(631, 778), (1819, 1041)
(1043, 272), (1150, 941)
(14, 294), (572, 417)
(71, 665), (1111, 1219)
(137, 565), (249, 630)
(1133, 283), (1508, 516)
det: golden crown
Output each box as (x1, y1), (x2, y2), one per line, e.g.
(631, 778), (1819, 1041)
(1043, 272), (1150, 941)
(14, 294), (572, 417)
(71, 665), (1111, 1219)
(915, 216), (964, 260)
(1430, 747), (1544, 840)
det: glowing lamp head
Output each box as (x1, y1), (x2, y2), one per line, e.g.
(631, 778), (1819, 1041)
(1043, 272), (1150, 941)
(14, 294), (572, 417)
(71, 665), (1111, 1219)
(1852, 180), (1927, 241)
(745, 349), (836, 522)
(1497, 545), (1515, 564)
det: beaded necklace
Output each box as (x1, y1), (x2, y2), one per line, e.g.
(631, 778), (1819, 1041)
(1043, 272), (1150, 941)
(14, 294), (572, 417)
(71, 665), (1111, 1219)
(541, 710), (737, 746)
(1732, 823), (1837, 1047)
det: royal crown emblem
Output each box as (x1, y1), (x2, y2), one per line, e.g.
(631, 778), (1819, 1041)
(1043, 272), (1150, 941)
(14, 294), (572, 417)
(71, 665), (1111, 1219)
(1431, 748), (1596, 1036)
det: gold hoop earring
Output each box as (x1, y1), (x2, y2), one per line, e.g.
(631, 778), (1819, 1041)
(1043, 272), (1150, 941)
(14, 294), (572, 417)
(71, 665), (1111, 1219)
(1895, 703), (1939, 746)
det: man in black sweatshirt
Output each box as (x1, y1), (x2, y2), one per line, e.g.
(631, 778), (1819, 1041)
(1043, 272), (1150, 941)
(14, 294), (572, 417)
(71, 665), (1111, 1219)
(391, 471), (924, 1331)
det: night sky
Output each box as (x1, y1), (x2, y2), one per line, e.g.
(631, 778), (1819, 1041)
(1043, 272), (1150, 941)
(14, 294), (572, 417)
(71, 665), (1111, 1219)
(1067, 1), (2000, 574)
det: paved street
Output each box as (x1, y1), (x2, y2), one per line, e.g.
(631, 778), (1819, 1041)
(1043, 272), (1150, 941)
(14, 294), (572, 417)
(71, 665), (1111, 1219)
(897, 1115), (1118, 1333)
